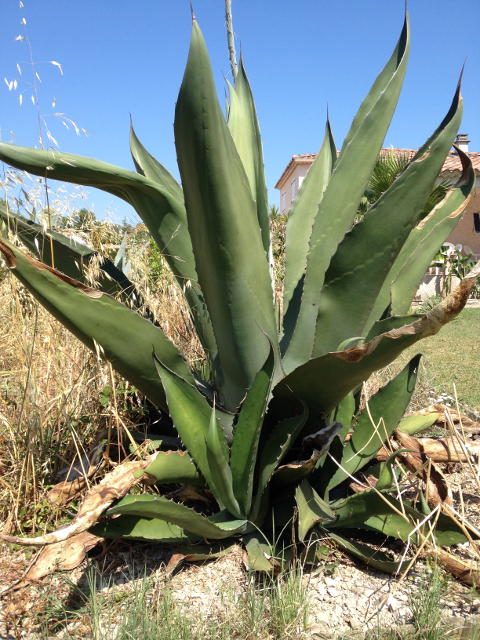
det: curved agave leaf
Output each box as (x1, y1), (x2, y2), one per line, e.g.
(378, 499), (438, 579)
(227, 58), (270, 256)
(90, 514), (201, 542)
(106, 494), (247, 539)
(295, 480), (335, 541)
(0, 238), (194, 413)
(206, 404), (244, 519)
(390, 148), (475, 315)
(230, 342), (275, 516)
(272, 421), (343, 489)
(376, 449), (411, 491)
(329, 391), (355, 443)
(141, 451), (205, 487)
(282, 12), (410, 373)
(273, 269), (478, 434)
(243, 532), (277, 572)
(130, 122), (184, 204)
(0, 140), (220, 376)
(0, 142), (194, 284)
(363, 313), (424, 344)
(397, 413), (438, 436)
(325, 354), (421, 490)
(281, 117), (336, 351)
(328, 491), (475, 546)
(250, 405), (308, 521)
(312, 80), (463, 357)
(174, 20), (279, 412)
(364, 146), (475, 329)
(153, 355), (231, 502)
(326, 531), (407, 573)
(0, 206), (148, 315)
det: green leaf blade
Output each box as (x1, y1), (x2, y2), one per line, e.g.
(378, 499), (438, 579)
(312, 81), (463, 357)
(281, 117), (336, 352)
(206, 405), (244, 519)
(295, 480), (335, 541)
(0, 238), (193, 413)
(228, 59), (270, 256)
(230, 343), (275, 516)
(130, 122), (184, 203)
(282, 14), (410, 373)
(144, 451), (205, 487)
(106, 494), (246, 539)
(174, 21), (279, 411)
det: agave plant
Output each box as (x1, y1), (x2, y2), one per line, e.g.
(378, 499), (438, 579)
(1, 9), (479, 570)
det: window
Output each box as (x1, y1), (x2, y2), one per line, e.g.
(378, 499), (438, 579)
(291, 178), (296, 201)
(281, 191), (286, 213)
(474, 213), (480, 234)
(299, 175), (305, 189)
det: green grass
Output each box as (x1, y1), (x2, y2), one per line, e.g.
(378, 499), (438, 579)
(27, 563), (311, 640)
(402, 309), (480, 412)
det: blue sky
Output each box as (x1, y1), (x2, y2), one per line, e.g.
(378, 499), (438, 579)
(1, 1), (480, 222)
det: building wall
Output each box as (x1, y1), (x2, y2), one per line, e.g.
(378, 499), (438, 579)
(278, 163), (480, 259)
(445, 184), (480, 258)
(279, 164), (311, 213)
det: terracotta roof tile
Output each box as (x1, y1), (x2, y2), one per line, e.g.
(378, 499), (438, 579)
(274, 148), (480, 189)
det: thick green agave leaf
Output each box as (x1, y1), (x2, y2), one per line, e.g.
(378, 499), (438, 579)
(390, 150), (475, 315)
(328, 491), (476, 546)
(272, 421), (343, 489)
(0, 238), (193, 413)
(375, 449), (411, 491)
(363, 313), (424, 344)
(174, 20), (279, 412)
(295, 480), (335, 541)
(0, 142), (194, 285)
(107, 494), (247, 539)
(364, 146), (475, 329)
(130, 122), (184, 204)
(310, 435), (344, 500)
(281, 117), (336, 351)
(90, 514), (201, 542)
(282, 12), (410, 373)
(273, 271), (478, 435)
(250, 404), (308, 521)
(0, 206), (147, 314)
(326, 530), (407, 573)
(397, 413), (438, 436)
(243, 532), (276, 572)
(206, 404), (244, 519)
(326, 354), (421, 490)
(0, 140), (219, 376)
(153, 355), (231, 501)
(227, 58), (270, 256)
(329, 392), (355, 444)
(230, 342), (275, 516)
(141, 450), (205, 487)
(312, 79), (463, 357)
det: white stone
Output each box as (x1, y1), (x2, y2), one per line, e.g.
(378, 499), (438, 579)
(327, 586), (340, 597)
(387, 594), (400, 612)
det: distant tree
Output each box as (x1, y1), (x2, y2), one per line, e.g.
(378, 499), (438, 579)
(73, 207), (96, 230)
(357, 151), (451, 221)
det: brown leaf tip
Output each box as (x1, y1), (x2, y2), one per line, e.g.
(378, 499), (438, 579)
(190, 0), (196, 22)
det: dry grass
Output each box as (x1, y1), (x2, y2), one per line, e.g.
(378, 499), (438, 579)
(0, 188), (207, 537)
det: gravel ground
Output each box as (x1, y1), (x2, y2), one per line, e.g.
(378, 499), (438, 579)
(1, 540), (480, 639)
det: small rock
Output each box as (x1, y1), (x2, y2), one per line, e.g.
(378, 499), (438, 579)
(327, 586), (340, 597)
(325, 577), (336, 587)
(387, 594), (400, 612)
(316, 611), (331, 624)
